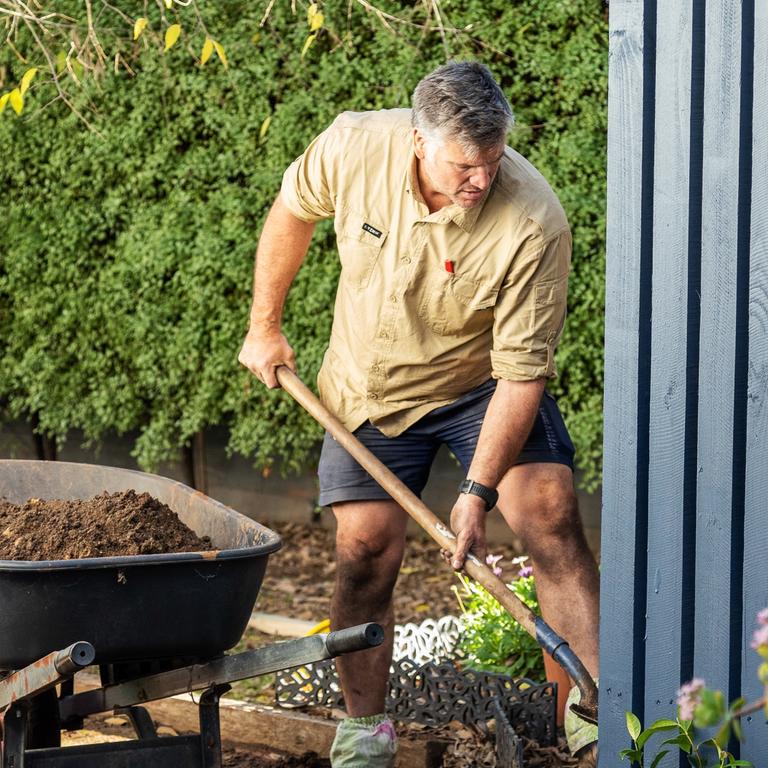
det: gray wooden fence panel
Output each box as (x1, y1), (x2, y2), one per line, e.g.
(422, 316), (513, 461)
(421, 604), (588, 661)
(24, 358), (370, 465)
(643, 0), (692, 733)
(600, 0), (646, 759)
(692, 0), (742, 694)
(603, 0), (766, 764)
(742, 0), (768, 753)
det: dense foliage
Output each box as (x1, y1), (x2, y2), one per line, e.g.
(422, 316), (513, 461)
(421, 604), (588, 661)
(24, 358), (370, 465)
(0, 1), (607, 487)
(454, 569), (544, 679)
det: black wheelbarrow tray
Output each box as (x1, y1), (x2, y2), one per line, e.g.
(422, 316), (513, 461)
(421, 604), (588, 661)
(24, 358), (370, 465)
(0, 459), (282, 669)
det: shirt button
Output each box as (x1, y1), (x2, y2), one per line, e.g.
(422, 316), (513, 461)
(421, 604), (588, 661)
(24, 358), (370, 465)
(402, 256), (411, 264)
(369, 393), (379, 400)
(389, 294), (397, 302)
(379, 331), (388, 339)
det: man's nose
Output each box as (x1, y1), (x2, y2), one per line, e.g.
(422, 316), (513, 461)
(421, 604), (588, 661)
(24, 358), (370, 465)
(469, 166), (491, 189)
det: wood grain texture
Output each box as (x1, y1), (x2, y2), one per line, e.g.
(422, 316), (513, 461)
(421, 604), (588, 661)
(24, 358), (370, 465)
(742, 0), (768, 756)
(643, 0), (693, 732)
(692, 0), (742, 693)
(601, 0), (646, 759)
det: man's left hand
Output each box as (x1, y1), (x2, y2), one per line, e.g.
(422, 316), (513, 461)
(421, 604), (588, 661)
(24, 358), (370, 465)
(447, 493), (488, 570)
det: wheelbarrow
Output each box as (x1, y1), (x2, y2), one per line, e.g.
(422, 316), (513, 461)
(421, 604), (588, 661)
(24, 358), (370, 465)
(0, 460), (383, 767)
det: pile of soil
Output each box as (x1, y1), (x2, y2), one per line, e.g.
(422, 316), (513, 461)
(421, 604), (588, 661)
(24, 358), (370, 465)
(0, 490), (213, 560)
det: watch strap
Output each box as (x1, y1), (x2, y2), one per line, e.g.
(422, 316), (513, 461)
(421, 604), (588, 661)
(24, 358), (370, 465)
(458, 478), (499, 511)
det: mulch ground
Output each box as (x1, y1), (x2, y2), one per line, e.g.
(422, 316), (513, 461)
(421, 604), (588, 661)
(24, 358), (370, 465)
(254, 519), (526, 626)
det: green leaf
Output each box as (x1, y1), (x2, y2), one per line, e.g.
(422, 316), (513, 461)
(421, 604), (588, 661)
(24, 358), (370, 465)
(201, 38), (214, 65)
(20, 68), (38, 96)
(661, 734), (692, 752)
(133, 17), (148, 41)
(164, 24), (181, 52)
(619, 748), (642, 764)
(625, 711), (642, 741)
(9, 88), (23, 116)
(650, 750), (670, 768)
(636, 720), (679, 749)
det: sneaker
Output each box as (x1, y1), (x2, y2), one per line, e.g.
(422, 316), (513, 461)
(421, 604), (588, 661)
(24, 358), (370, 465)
(330, 714), (397, 768)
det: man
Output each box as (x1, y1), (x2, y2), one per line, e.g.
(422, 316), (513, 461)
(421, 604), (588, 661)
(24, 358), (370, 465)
(239, 61), (599, 765)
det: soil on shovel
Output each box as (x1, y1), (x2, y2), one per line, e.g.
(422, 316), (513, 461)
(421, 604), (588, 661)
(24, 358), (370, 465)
(0, 490), (213, 560)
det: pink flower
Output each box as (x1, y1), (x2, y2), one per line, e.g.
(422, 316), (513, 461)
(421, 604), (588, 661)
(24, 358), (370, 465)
(518, 565), (533, 579)
(751, 624), (768, 651)
(486, 553), (503, 577)
(677, 678), (705, 721)
(756, 608), (768, 627)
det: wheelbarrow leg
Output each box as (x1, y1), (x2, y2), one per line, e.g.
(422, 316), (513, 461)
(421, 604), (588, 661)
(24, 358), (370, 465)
(199, 684), (231, 768)
(3, 699), (30, 768)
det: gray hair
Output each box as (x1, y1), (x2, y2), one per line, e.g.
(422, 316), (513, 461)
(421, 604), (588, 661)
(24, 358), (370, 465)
(411, 61), (514, 155)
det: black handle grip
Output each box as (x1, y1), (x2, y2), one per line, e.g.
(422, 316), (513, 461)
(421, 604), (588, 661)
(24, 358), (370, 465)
(325, 623), (384, 656)
(54, 641), (96, 676)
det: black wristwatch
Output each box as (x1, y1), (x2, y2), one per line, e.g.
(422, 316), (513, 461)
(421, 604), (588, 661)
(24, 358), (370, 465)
(458, 479), (499, 511)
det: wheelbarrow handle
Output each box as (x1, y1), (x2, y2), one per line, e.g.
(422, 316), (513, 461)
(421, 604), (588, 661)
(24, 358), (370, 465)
(274, 366), (598, 723)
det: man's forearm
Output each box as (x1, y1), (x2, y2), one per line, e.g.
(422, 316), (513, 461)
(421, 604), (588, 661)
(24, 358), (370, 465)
(248, 195), (316, 333)
(466, 378), (546, 487)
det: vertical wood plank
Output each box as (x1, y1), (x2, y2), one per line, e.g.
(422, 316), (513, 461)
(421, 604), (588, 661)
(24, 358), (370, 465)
(600, 0), (647, 760)
(692, 0), (742, 692)
(643, 0), (692, 731)
(742, 0), (768, 757)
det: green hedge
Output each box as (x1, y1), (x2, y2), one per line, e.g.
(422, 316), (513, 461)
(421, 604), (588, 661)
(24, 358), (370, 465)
(0, 1), (607, 488)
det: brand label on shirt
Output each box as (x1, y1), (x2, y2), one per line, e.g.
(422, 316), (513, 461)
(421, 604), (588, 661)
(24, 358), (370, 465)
(362, 222), (383, 239)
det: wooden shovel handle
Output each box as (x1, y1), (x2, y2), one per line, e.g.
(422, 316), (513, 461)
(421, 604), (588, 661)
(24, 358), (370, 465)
(275, 366), (538, 636)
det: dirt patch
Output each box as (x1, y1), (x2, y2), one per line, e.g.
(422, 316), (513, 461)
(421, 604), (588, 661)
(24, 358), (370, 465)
(0, 490), (212, 560)
(255, 521), (524, 626)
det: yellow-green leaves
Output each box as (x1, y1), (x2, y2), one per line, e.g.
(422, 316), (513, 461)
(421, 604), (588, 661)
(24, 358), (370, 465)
(212, 40), (228, 68)
(20, 68), (38, 95)
(133, 18), (148, 41)
(164, 0), (173, 8)
(302, 4), (324, 59)
(164, 24), (181, 53)
(259, 115), (271, 144)
(201, 38), (214, 65)
(301, 34), (317, 59)
(9, 89), (23, 116)
(0, 93), (9, 114)
(307, 3), (325, 31)
(201, 38), (227, 68)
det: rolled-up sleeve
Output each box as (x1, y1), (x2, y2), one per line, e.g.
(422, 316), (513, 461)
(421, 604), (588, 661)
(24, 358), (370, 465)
(490, 227), (571, 381)
(280, 118), (341, 222)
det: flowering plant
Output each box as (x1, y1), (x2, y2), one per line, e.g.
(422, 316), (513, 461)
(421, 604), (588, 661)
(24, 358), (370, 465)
(621, 609), (768, 767)
(452, 555), (545, 679)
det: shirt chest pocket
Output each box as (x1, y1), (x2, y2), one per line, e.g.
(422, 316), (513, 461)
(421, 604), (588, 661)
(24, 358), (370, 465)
(417, 271), (498, 337)
(336, 211), (389, 289)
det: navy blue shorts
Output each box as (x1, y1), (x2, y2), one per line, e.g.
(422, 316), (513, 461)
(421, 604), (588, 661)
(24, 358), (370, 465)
(317, 379), (574, 507)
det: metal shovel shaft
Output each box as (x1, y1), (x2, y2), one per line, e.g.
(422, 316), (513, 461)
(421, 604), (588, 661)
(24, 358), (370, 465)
(275, 366), (598, 723)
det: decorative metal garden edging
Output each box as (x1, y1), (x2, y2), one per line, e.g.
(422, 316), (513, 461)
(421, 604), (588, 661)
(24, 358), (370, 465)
(275, 616), (556, 748)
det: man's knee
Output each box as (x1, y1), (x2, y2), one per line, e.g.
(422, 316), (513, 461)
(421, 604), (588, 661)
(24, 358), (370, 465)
(335, 533), (403, 605)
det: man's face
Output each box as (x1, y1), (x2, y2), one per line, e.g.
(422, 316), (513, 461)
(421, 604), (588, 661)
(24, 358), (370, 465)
(413, 129), (505, 211)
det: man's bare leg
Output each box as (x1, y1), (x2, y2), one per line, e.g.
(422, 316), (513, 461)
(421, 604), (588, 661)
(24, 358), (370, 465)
(496, 463), (599, 675)
(331, 499), (408, 716)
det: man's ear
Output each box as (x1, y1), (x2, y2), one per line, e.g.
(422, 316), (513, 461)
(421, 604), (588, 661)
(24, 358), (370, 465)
(412, 128), (427, 160)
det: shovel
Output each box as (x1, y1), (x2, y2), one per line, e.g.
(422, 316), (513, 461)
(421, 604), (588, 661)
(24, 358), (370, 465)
(274, 365), (598, 726)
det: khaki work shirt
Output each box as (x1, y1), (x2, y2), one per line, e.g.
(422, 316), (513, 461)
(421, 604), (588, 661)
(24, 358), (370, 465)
(280, 109), (571, 437)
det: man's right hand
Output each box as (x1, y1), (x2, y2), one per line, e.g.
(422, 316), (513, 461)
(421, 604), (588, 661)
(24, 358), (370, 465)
(238, 329), (296, 389)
